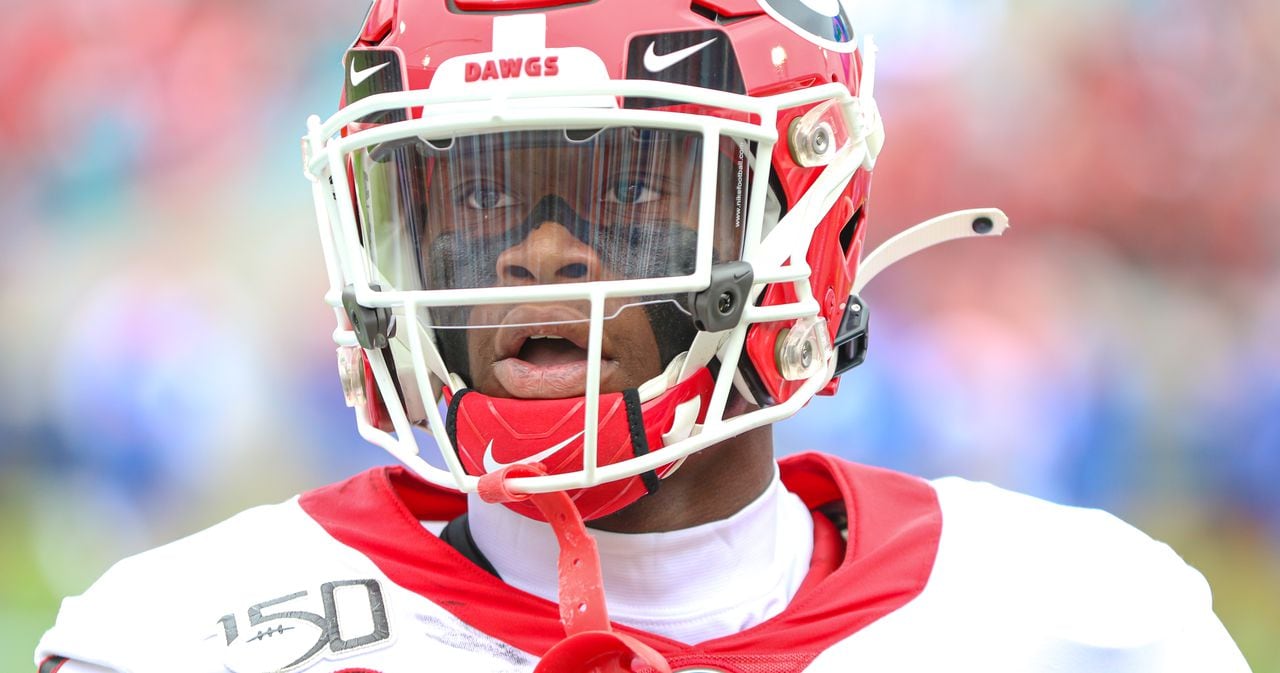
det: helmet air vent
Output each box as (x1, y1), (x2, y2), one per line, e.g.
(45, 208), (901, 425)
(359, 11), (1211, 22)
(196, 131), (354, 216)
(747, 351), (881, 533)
(452, 0), (592, 12)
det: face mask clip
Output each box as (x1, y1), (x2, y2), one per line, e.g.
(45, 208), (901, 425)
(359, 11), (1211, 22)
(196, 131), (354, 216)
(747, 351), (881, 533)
(343, 284), (395, 350)
(688, 261), (754, 332)
(831, 293), (870, 376)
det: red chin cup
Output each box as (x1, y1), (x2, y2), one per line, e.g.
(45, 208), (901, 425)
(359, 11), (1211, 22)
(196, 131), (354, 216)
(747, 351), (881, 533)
(445, 368), (714, 521)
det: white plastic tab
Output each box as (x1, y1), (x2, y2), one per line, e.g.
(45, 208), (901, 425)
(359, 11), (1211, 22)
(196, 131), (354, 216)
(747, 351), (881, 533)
(854, 208), (1009, 295)
(662, 397), (703, 447)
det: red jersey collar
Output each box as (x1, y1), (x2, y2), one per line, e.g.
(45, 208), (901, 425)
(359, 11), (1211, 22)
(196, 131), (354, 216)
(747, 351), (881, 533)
(300, 452), (941, 672)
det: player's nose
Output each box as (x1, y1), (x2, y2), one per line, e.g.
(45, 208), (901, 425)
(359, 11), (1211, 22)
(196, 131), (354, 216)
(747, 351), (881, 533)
(496, 221), (601, 285)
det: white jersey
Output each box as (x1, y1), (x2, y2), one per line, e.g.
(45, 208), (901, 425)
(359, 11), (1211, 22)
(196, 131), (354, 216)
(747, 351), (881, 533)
(36, 454), (1250, 673)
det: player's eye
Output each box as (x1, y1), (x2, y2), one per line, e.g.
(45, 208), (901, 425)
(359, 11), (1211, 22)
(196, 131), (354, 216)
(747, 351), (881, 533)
(463, 184), (517, 210)
(605, 177), (660, 206)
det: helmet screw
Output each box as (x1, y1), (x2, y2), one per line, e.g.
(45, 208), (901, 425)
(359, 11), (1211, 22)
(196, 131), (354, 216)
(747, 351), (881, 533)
(800, 340), (813, 368)
(717, 291), (735, 315)
(812, 125), (830, 154)
(972, 216), (994, 234)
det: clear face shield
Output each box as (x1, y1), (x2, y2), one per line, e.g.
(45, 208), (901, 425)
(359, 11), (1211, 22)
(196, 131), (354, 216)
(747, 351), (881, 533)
(304, 66), (904, 507)
(352, 127), (753, 400)
(306, 69), (877, 500)
(306, 38), (1006, 513)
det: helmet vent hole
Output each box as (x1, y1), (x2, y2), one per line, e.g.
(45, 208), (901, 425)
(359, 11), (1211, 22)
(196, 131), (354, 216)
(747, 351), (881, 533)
(453, 0), (592, 12)
(688, 0), (759, 25)
(689, 1), (719, 22)
(838, 206), (864, 258)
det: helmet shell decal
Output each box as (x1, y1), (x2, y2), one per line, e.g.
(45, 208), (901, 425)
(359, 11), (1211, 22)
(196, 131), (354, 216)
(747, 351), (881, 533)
(755, 0), (857, 53)
(345, 48), (405, 103)
(344, 48), (407, 123)
(432, 47), (611, 94)
(624, 29), (746, 106)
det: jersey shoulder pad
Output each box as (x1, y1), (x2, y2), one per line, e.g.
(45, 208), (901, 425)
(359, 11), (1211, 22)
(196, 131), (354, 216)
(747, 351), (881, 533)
(929, 477), (1249, 670)
(36, 497), (329, 672)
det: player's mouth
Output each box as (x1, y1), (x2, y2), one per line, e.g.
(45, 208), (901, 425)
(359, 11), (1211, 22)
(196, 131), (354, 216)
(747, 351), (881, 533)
(490, 307), (618, 399)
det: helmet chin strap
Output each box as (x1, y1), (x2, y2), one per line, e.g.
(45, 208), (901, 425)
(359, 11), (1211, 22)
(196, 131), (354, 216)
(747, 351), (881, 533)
(478, 463), (672, 673)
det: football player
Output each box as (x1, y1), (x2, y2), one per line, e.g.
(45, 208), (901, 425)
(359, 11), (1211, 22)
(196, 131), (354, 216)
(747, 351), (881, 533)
(37, 1), (1251, 671)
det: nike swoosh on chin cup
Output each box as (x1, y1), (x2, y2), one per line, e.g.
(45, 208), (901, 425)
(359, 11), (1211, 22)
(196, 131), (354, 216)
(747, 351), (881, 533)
(642, 37), (717, 73)
(483, 432), (586, 472)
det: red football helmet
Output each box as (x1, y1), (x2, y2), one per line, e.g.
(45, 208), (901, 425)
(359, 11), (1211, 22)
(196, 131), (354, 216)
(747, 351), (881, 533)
(302, 0), (1004, 520)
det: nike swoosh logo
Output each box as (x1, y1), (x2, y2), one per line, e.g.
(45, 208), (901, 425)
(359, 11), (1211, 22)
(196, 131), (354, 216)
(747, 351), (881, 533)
(482, 431), (585, 472)
(643, 37), (717, 73)
(350, 60), (391, 87)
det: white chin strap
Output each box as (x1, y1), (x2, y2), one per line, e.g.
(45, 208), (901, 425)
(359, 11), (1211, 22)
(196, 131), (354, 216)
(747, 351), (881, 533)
(854, 208), (1009, 295)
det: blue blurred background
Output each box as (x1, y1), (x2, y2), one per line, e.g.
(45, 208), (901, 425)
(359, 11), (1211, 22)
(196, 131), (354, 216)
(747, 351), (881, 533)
(1, 0), (1277, 670)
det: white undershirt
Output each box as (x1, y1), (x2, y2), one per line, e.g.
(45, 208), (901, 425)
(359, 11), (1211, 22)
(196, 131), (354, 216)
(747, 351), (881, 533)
(467, 467), (815, 644)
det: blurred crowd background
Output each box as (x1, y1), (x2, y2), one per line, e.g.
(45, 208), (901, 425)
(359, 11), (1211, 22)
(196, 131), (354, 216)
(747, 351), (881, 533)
(1, 0), (1277, 670)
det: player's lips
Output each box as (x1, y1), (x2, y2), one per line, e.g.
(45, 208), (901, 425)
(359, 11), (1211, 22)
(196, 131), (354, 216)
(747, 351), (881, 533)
(490, 306), (618, 399)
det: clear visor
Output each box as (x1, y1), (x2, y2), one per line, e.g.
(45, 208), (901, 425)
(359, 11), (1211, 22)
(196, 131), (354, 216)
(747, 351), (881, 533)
(353, 127), (751, 324)
(350, 125), (756, 392)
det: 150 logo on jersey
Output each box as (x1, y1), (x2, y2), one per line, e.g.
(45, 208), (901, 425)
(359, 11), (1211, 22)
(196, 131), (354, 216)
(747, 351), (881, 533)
(219, 579), (392, 673)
